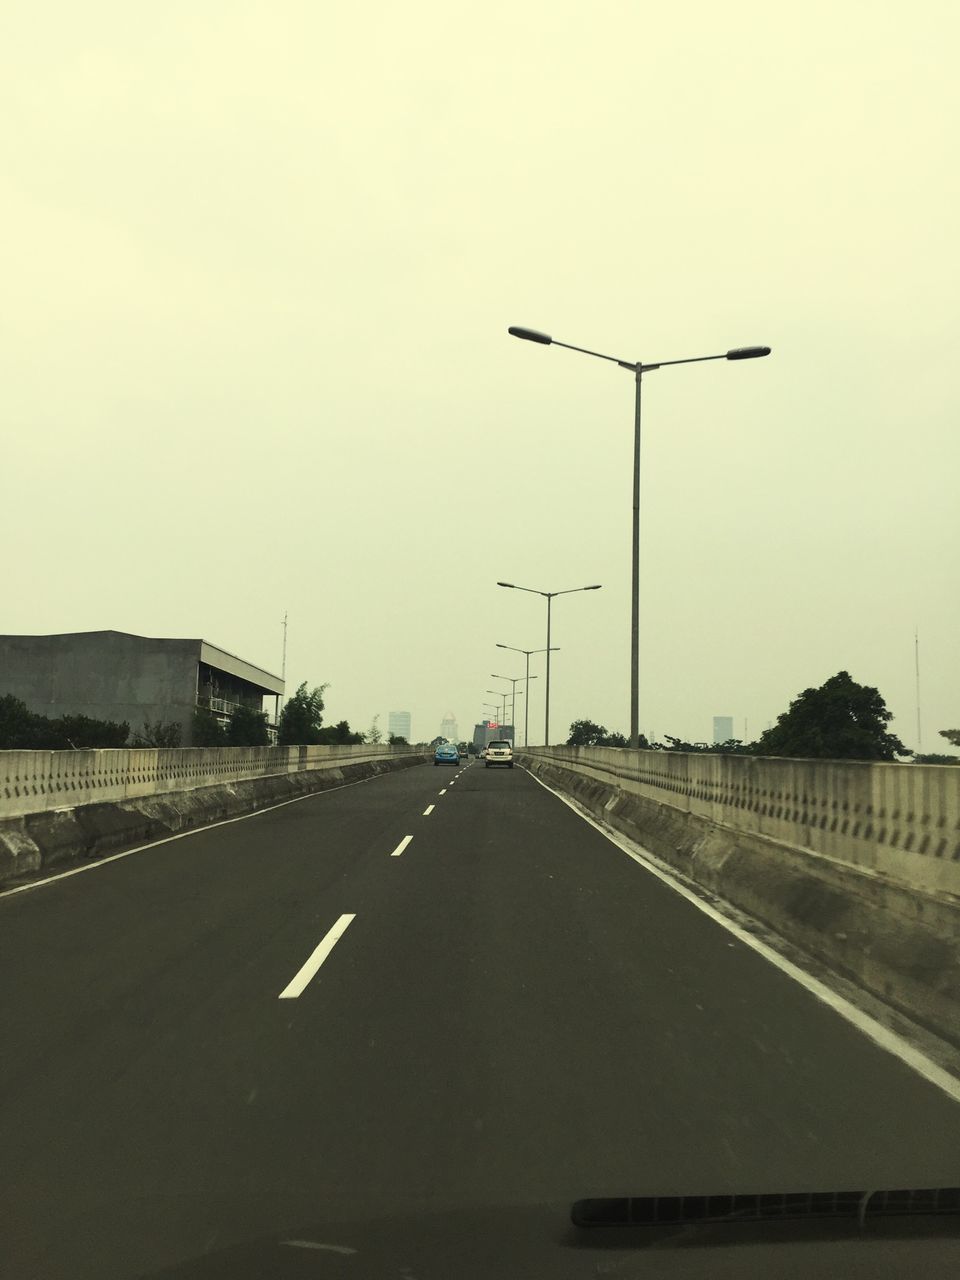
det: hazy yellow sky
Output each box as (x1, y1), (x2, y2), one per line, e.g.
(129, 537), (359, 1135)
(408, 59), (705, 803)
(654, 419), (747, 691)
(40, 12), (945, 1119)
(3, 1), (957, 747)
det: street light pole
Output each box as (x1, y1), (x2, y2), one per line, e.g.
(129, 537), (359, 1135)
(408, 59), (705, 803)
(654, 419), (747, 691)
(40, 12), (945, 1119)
(497, 582), (602, 746)
(492, 674), (537, 747)
(496, 643), (557, 748)
(508, 326), (770, 749)
(524, 650), (530, 747)
(486, 690), (510, 730)
(546, 596), (552, 747)
(631, 364), (641, 750)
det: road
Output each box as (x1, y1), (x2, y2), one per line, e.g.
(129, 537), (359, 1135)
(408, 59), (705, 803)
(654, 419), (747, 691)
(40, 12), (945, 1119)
(3, 759), (960, 1277)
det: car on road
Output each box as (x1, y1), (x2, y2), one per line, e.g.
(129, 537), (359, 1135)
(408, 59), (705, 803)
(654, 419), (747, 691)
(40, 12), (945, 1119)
(484, 740), (513, 769)
(458, 745), (468, 759)
(434, 743), (460, 766)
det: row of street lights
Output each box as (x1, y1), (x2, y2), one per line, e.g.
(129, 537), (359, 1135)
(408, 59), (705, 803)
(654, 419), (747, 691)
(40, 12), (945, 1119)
(486, 326), (771, 749)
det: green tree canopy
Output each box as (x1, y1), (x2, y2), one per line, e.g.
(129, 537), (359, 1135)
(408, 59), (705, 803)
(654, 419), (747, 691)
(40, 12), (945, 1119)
(940, 729), (960, 748)
(566, 719), (641, 748)
(753, 671), (907, 761)
(317, 719), (364, 745)
(0, 695), (130, 750)
(131, 720), (183, 748)
(278, 682), (328, 746)
(226, 705), (270, 747)
(0, 694), (36, 749)
(192, 707), (227, 747)
(658, 736), (752, 754)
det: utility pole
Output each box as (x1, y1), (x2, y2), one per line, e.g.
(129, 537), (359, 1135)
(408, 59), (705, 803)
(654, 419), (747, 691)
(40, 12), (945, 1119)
(915, 626), (922, 753)
(279, 611), (288, 723)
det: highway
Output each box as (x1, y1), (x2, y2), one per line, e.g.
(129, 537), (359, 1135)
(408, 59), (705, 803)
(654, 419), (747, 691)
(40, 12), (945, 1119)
(3, 759), (960, 1277)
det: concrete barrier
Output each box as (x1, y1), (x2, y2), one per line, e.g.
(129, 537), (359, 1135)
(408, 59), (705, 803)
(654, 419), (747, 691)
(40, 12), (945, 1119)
(0, 742), (415, 819)
(0, 745), (427, 885)
(521, 747), (960, 1048)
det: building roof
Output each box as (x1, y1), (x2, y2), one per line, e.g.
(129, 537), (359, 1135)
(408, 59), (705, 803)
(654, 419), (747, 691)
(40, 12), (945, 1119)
(0, 630), (285, 696)
(199, 640), (284, 694)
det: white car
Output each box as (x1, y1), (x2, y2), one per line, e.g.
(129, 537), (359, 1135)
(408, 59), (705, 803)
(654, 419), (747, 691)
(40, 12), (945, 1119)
(484, 740), (514, 769)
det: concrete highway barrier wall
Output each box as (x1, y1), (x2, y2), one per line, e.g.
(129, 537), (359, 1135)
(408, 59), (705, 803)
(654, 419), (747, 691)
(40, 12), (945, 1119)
(0, 744), (427, 885)
(520, 746), (960, 1047)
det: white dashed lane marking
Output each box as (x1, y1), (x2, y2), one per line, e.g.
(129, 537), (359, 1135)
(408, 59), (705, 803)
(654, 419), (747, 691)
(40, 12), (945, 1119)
(278, 914), (356, 999)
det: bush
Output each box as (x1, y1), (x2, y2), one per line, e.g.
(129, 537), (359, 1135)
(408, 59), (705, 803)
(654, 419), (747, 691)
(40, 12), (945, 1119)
(131, 720), (183, 748)
(226, 705), (270, 747)
(0, 695), (130, 750)
(191, 707), (227, 747)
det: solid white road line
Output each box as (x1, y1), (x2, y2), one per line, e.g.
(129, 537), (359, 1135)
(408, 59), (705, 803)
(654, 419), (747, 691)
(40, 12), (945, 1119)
(390, 835), (414, 857)
(422, 805), (435, 816)
(278, 914), (356, 1000)
(524, 767), (960, 1106)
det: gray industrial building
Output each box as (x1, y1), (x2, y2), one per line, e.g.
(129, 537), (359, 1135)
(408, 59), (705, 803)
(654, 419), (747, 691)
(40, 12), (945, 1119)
(472, 720), (514, 750)
(713, 715), (734, 745)
(388, 711), (412, 742)
(0, 630), (284, 746)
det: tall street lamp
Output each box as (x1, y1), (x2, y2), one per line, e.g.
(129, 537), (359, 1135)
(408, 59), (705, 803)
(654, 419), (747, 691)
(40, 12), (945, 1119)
(486, 689), (511, 732)
(508, 326), (771, 749)
(496, 582), (602, 746)
(491, 673), (538, 746)
(496, 643), (558, 749)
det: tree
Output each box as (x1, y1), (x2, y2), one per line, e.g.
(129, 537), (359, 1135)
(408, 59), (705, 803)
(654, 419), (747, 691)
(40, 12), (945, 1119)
(48, 714), (130, 749)
(566, 719), (643, 748)
(366, 714), (383, 744)
(278, 682), (328, 746)
(0, 696), (130, 749)
(940, 729), (960, 748)
(0, 694), (37, 749)
(317, 719), (365, 745)
(131, 720), (183, 748)
(658, 736), (752, 754)
(388, 733), (409, 746)
(192, 707), (227, 747)
(226, 705), (270, 747)
(913, 753), (960, 765)
(753, 671), (907, 761)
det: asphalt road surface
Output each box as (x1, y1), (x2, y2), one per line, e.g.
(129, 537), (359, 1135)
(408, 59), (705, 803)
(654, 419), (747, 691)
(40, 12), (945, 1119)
(3, 760), (960, 1278)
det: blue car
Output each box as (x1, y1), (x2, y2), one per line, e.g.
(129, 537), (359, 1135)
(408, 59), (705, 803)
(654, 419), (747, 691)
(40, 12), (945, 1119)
(434, 743), (460, 766)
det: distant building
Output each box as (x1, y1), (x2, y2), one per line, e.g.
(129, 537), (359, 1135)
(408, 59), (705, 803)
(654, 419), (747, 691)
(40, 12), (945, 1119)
(388, 711), (411, 741)
(713, 716), (734, 745)
(473, 721), (513, 749)
(440, 710), (458, 742)
(0, 630), (284, 746)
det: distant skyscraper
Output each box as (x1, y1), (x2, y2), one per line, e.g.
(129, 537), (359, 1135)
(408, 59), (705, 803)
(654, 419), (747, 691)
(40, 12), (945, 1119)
(713, 715), (734, 745)
(388, 711), (411, 741)
(440, 710), (458, 742)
